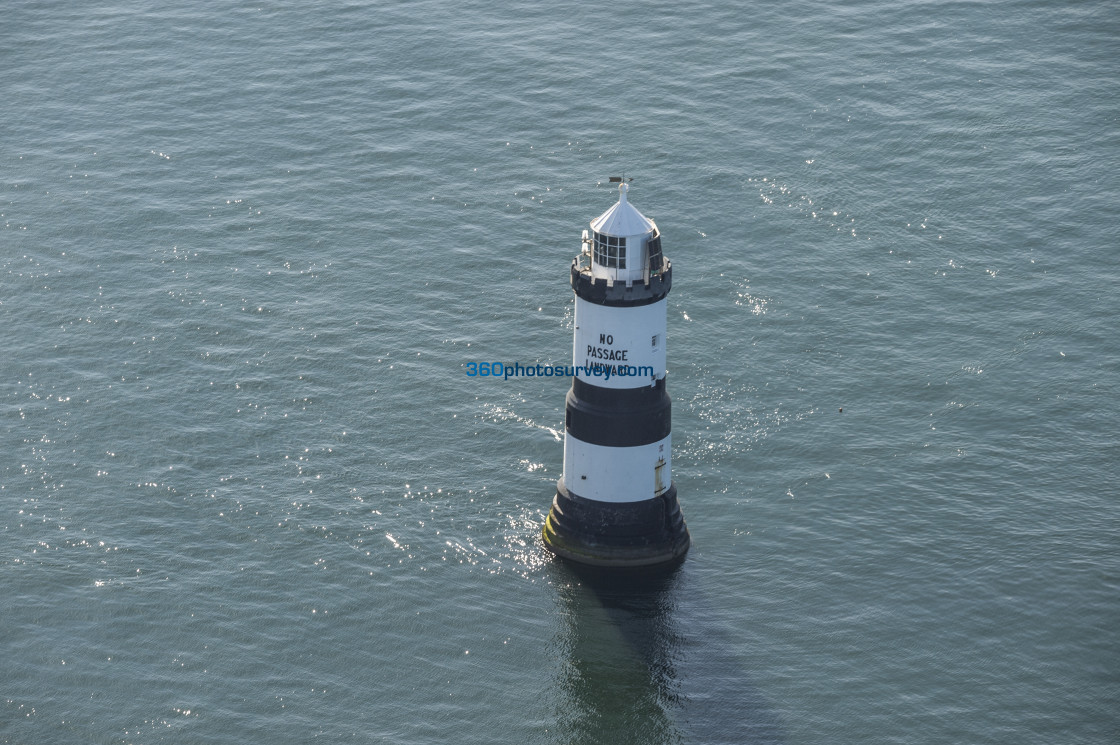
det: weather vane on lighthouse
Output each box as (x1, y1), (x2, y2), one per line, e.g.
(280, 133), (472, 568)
(542, 180), (690, 567)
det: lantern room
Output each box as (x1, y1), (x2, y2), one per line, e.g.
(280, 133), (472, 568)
(582, 183), (666, 285)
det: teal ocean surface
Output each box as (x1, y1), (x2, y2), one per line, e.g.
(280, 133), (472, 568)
(3, 2), (1117, 743)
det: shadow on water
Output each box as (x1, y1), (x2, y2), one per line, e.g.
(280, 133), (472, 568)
(547, 560), (783, 745)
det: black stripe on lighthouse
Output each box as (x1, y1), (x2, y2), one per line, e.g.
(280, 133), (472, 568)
(571, 261), (672, 307)
(564, 378), (670, 448)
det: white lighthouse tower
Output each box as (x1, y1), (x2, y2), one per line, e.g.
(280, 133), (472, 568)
(543, 182), (690, 567)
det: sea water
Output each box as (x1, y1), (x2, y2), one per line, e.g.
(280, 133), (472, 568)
(2, 1), (1117, 743)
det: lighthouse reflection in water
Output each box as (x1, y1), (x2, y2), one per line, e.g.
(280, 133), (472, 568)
(549, 564), (784, 743)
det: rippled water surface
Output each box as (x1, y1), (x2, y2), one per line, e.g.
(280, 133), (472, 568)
(3, 1), (1118, 743)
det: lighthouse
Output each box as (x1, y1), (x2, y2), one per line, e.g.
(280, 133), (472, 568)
(543, 182), (690, 567)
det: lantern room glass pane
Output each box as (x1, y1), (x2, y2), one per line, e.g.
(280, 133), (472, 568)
(646, 234), (663, 273)
(593, 232), (627, 269)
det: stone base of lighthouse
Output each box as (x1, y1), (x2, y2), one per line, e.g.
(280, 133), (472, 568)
(543, 478), (690, 568)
